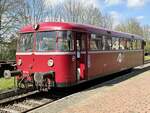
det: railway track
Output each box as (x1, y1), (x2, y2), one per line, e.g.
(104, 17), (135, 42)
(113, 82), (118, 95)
(0, 88), (35, 100)
(0, 90), (63, 113)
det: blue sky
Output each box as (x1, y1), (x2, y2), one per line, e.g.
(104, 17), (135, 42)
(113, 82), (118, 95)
(96, 0), (150, 26)
(45, 0), (150, 26)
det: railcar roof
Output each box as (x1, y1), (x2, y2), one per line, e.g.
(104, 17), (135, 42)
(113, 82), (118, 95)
(20, 22), (143, 40)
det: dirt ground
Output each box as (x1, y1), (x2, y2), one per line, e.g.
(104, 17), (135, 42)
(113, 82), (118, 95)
(29, 65), (150, 113)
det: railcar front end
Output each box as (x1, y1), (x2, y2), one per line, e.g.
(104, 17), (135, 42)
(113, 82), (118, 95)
(4, 29), (79, 90)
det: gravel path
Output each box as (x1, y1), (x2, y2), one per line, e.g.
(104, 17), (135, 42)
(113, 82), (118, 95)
(29, 65), (150, 113)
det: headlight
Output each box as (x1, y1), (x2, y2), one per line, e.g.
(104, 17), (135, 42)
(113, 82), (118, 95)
(17, 59), (22, 66)
(48, 59), (54, 67)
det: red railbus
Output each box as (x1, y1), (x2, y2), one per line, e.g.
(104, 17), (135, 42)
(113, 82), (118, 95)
(4, 22), (145, 89)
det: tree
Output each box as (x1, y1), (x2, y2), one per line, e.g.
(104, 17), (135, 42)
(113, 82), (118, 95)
(101, 14), (113, 29)
(115, 18), (150, 53)
(0, 38), (17, 60)
(43, 0), (63, 22)
(61, 0), (107, 27)
(0, 0), (21, 41)
(44, 0), (109, 27)
(15, 0), (45, 28)
(115, 18), (143, 36)
(142, 25), (150, 53)
(142, 25), (150, 41)
(0, 0), (20, 60)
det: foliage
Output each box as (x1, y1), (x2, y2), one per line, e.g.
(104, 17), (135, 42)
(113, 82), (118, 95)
(145, 41), (150, 53)
(42, 0), (113, 29)
(0, 77), (15, 91)
(0, 39), (16, 60)
(115, 18), (143, 36)
(0, 0), (22, 41)
(145, 55), (150, 61)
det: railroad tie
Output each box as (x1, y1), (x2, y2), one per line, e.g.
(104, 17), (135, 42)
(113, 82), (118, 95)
(28, 99), (44, 105)
(0, 108), (20, 113)
(14, 103), (33, 109)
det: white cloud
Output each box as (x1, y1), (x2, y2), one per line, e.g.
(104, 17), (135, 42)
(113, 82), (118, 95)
(105, 0), (123, 6)
(136, 16), (144, 20)
(109, 11), (122, 27)
(127, 0), (149, 8)
(104, 0), (150, 8)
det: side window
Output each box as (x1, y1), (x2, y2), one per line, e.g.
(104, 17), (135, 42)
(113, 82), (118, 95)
(126, 39), (133, 50)
(119, 38), (126, 50)
(126, 39), (131, 50)
(132, 40), (137, 50)
(103, 35), (111, 50)
(102, 36), (106, 50)
(90, 34), (98, 50)
(130, 40), (133, 50)
(112, 37), (119, 50)
(137, 40), (142, 49)
(96, 35), (103, 50)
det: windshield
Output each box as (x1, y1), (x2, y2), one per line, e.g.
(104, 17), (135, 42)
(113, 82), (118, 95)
(17, 33), (34, 52)
(17, 31), (74, 52)
(36, 31), (74, 51)
(36, 31), (56, 51)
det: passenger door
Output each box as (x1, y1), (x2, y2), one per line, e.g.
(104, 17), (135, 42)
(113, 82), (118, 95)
(75, 32), (88, 81)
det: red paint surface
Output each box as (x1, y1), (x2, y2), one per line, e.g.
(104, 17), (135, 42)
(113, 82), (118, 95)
(16, 54), (76, 84)
(87, 50), (143, 78)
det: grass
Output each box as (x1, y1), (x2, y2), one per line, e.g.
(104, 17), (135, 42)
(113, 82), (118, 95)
(0, 77), (15, 91)
(145, 56), (150, 61)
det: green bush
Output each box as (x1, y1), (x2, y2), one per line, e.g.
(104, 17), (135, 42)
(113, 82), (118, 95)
(0, 39), (16, 60)
(0, 77), (15, 91)
(145, 41), (150, 53)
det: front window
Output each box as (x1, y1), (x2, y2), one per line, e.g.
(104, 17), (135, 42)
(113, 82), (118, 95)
(36, 31), (57, 51)
(17, 33), (34, 52)
(57, 31), (74, 51)
(36, 31), (74, 51)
